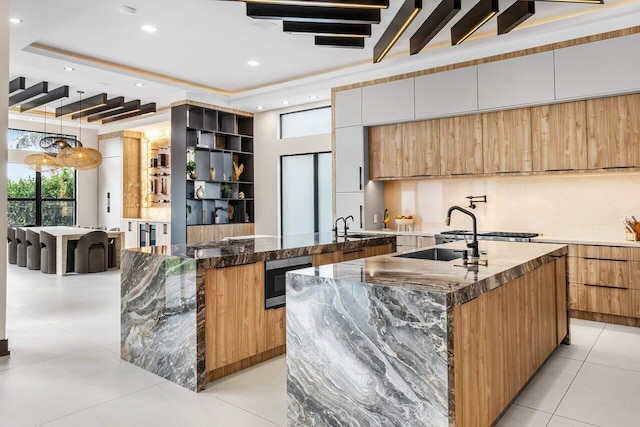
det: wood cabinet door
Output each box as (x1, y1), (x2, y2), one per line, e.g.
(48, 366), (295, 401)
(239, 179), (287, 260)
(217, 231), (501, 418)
(482, 108), (532, 174)
(265, 307), (286, 350)
(555, 257), (568, 345)
(402, 120), (440, 177)
(364, 243), (394, 258)
(205, 262), (266, 370)
(587, 94), (640, 169)
(368, 124), (402, 179)
(532, 101), (587, 171)
(439, 114), (483, 175)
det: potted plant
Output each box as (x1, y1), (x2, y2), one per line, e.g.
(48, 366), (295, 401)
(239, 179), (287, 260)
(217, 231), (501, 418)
(220, 183), (232, 198)
(214, 206), (227, 224)
(186, 160), (197, 179)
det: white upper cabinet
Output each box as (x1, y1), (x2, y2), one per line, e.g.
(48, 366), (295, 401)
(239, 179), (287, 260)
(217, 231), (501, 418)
(335, 192), (364, 232)
(415, 66), (478, 119)
(362, 79), (415, 125)
(478, 51), (555, 110)
(335, 126), (364, 193)
(334, 88), (362, 128)
(555, 33), (640, 100)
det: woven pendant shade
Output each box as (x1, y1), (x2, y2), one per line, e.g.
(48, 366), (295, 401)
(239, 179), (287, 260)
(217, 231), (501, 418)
(24, 153), (62, 173)
(57, 146), (103, 170)
(39, 135), (82, 156)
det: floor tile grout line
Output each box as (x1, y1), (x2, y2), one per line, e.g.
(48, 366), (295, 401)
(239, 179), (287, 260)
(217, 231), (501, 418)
(549, 321), (607, 418)
(201, 392), (282, 426)
(0, 343), (103, 373)
(33, 380), (166, 426)
(546, 413), (600, 427)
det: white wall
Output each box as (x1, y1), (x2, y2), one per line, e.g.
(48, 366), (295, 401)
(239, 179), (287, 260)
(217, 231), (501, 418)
(1, 0), (9, 346)
(384, 172), (640, 240)
(8, 118), (99, 227)
(254, 102), (332, 235)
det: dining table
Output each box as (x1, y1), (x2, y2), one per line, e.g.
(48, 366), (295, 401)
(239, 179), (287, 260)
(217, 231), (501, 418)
(20, 226), (125, 276)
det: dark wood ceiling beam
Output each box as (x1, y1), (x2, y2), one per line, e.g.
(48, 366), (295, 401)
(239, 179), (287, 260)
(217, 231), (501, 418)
(247, 3), (381, 23)
(100, 103), (156, 124)
(497, 1), (534, 34)
(410, 0), (461, 55)
(9, 77), (26, 94)
(373, 0), (422, 62)
(86, 100), (141, 122)
(71, 97), (125, 120)
(245, 0), (389, 8)
(9, 81), (48, 106)
(315, 35), (365, 48)
(19, 86), (70, 112)
(56, 93), (108, 117)
(284, 21), (371, 36)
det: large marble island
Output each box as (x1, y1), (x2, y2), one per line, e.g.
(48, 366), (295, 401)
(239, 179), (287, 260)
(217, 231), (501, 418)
(120, 233), (396, 392)
(287, 240), (569, 427)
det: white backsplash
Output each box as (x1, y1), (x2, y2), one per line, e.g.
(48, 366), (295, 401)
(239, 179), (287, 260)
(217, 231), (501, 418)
(383, 171), (640, 240)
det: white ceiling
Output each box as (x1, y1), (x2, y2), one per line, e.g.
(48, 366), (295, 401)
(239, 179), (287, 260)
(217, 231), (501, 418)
(8, 0), (640, 132)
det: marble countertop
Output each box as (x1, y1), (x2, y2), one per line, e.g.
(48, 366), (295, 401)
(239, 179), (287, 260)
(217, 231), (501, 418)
(290, 240), (567, 306)
(532, 235), (640, 248)
(127, 232), (397, 268)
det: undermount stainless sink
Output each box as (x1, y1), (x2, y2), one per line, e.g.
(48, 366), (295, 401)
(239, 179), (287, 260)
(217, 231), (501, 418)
(394, 248), (464, 261)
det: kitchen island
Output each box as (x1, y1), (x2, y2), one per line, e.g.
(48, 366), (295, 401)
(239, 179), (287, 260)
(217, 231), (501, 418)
(120, 233), (396, 392)
(287, 240), (569, 427)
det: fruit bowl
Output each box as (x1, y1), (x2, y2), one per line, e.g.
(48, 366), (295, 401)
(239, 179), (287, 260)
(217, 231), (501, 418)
(395, 218), (414, 226)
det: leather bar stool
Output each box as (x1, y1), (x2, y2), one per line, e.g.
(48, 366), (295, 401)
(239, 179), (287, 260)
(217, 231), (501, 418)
(26, 229), (41, 270)
(7, 227), (17, 264)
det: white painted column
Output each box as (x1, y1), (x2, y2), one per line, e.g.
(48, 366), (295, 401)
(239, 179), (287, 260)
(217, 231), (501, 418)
(0, 0), (10, 355)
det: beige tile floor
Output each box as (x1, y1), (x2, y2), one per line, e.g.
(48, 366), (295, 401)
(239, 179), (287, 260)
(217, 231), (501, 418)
(2, 264), (638, 426)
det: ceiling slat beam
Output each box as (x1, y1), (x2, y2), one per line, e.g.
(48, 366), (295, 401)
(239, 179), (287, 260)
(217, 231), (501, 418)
(101, 103), (156, 124)
(20, 86), (70, 112)
(9, 77), (26, 94)
(410, 0), (461, 55)
(498, 1), (535, 34)
(315, 35), (366, 48)
(247, 3), (381, 24)
(87, 100), (141, 122)
(9, 81), (48, 106)
(284, 21), (371, 37)
(451, 0), (499, 45)
(373, 0), (422, 62)
(245, 0), (389, 8)
(71, 97), (125, 120)
(56, 93), (108, 117)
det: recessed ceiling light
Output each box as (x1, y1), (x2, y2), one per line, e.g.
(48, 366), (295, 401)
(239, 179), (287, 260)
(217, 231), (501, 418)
(256, 106), (264, 110)
(247, 60), (260, 67)
(64, 67), (75, 71)
(282, 100), (289, 105)
(9, 18), (22, 24)
(141, 25), (158, 33)
(309, 95), (318, 100)
(134, 83), (144, 87)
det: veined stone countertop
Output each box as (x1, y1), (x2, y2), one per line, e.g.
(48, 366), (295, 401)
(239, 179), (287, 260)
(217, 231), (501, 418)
(290, 240), (567, 306)
(532, 235), (640, 248)
(126, 232), (397, 268)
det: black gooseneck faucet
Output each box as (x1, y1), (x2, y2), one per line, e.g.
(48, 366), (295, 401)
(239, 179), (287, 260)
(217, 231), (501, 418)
(445, 206), (480, 259)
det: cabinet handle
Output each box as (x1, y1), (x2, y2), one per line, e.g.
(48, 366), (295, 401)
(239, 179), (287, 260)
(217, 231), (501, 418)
(584, 283), (628, 290)
(583, 257), (628, 262)
(359, 167), (362, 190)
(163, 223), (168, 235)
(107, 192), (110, 213)
(128, 221), (132, 232)
(359, 205), (363, 229)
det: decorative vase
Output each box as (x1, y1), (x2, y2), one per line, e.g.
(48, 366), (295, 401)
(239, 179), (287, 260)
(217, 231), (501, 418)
(189, 172), (198, 180)
(195, 186), (205, 199)
(238, 192), (245, 200)
(209, 167), (216, 181)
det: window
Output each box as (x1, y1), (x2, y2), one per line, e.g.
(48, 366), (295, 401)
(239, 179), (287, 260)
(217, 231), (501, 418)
(7, 129), (77, 226)
(280, 106), (331, 139)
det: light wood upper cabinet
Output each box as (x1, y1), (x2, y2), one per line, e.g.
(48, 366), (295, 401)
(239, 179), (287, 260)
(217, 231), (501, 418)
(402, 120), (440, 176)
(531, 101), (587, 171)
(439, 114), (483, 175)
(482, 108), (532, 174)
(368, 124), (402, 179)
(587, 94), (640, 169)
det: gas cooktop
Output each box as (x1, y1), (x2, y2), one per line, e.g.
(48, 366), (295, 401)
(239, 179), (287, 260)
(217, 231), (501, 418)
(438, 230), (539, 242)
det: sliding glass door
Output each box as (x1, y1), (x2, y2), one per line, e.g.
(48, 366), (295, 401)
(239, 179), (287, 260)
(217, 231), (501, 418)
(281, 152), (332, 236)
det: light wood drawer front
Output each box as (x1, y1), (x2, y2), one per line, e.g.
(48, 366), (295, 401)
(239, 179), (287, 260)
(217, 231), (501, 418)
(569, 257), (640, 289)
(571, 245), (640, 262)
(569, 283), (640, 318)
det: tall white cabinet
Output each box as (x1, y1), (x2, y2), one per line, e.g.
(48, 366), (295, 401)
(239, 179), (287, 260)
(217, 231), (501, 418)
(98, 136), (122, 231)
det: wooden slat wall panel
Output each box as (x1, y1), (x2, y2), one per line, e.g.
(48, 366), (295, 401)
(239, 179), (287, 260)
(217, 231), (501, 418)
(402, 120), (440, 176)
(454, 261), (558, 427)
(532, 101), (587, 171)
(482, 108), (532, 174)
(439, 114), (483, 175)
(368, 125), (402, 179)
(587, 94), (640, 169)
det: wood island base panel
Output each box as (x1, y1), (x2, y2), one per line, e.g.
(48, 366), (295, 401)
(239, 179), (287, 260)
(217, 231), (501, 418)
(120, 233), (396, 392)
(286, 241), (569, 427)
